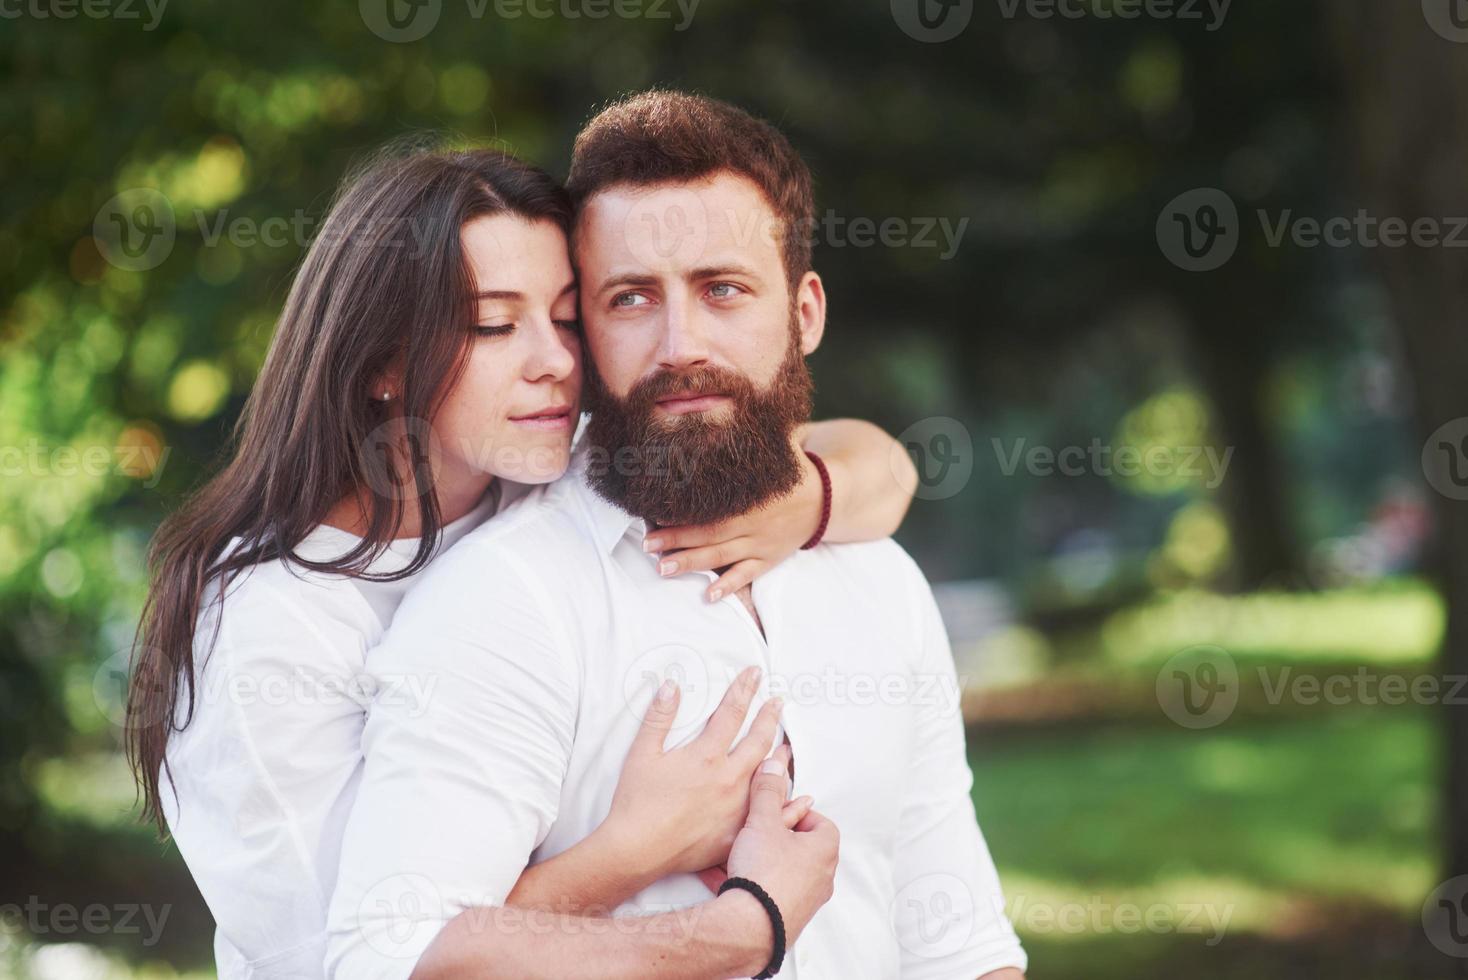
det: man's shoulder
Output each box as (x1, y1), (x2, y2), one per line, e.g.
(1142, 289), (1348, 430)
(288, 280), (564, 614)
(398, 474), (605, 610)
(810, 536), (929, 589)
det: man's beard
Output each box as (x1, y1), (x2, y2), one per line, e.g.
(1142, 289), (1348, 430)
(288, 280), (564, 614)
(583, 326), (814, 527)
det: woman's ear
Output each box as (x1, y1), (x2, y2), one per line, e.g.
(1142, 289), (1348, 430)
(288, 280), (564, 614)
(795, 271), (827, 356)
(370, 361), (404, 402)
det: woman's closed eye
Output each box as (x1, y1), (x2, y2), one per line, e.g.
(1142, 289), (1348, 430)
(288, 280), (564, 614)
(473, 322), (514, 338)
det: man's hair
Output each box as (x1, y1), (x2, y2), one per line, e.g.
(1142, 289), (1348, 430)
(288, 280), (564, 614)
(566, 89), (815, 291)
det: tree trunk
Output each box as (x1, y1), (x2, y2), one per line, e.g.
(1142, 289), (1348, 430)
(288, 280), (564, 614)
(1183, 291), (1303, 591)
(1329, 0), (1468, 911)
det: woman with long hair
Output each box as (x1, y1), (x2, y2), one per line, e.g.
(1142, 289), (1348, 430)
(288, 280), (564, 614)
(126, 143), (916, 978)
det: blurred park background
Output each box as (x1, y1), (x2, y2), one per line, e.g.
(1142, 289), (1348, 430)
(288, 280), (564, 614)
(6, 0), (1468, 976)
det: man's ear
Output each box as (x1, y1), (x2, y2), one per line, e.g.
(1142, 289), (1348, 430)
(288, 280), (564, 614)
(794, 271), (826, 356)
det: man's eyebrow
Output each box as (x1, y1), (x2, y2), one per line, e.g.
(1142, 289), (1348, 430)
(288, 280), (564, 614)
(689, 263), (761, 281)
(593, 272), (660, 295)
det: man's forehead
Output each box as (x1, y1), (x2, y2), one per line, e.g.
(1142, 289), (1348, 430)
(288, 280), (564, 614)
(574, 172), (782, 269)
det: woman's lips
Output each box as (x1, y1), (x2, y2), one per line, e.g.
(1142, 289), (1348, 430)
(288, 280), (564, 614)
(510, 407), (573, 431)
(655, 393), (731, 415)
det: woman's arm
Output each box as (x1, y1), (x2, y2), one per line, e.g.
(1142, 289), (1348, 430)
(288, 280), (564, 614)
(412, 758), (839, 980)
(796, 418), (919, 542)
(643, 418), (920, 601)
(502, 669), (810, 914)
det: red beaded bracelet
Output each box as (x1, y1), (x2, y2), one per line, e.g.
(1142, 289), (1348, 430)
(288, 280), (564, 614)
(801, 450), (832, 550)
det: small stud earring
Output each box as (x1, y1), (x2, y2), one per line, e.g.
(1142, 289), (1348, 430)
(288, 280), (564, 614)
(380, 391), (392, 401)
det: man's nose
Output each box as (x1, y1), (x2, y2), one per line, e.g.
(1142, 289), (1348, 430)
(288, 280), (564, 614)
(656, 294), (711, 371)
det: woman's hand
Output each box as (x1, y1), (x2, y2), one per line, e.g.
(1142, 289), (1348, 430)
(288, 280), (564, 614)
(642, 438), (822, 602)
(643, 419), (919, 602)
(598, 666), (812, 881)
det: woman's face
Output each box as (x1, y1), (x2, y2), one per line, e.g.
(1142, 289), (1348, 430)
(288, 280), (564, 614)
(430, 214), (583, 496)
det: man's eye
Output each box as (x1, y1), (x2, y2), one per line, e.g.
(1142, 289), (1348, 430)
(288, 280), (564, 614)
(612, 292), (650, 308)
(708, 282), (741, 299)
(554, 319), (582, 333)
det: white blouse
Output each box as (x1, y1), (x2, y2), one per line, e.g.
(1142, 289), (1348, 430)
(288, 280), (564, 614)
(162, 486), (508, 980)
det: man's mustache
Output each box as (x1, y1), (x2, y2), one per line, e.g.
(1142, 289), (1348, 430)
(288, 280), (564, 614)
(630, 367), (749, 405)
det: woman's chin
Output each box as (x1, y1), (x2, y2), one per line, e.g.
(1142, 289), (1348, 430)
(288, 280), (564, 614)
(494, 444), (572, 485)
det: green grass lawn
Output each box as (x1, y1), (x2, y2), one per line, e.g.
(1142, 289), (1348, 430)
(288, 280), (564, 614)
(970, 708), (1442, 978)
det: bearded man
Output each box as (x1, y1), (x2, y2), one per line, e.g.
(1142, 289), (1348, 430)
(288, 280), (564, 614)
(328, 90), (1027, 980)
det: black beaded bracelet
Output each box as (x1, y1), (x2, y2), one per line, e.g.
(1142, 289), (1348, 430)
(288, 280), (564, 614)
(717, 876), (786, 979)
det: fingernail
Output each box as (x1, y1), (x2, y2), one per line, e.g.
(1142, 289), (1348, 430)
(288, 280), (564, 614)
(769, 696), (784, 713)
(659, 559), (677, 576)
(657, 679), (676, 702)
(708, 588), (723, 603)
(743, 665), (762, 688)
(796, 795), (813, 807)
(760, 758), (785, 775)
(644, 537), (661, 553)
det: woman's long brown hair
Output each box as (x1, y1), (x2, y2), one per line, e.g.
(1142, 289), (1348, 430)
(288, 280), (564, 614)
(127, 143), (571, 832)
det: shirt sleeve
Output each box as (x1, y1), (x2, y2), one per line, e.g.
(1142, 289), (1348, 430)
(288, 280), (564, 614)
(324, 547), (580, 980)
(890, 568), (1027, 979)
(163, 577), (371, 975)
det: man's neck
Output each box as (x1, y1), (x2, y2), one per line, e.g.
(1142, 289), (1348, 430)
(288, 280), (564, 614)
(731, 581), (764, 637)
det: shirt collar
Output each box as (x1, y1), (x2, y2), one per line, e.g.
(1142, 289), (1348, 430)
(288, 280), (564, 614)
(568, 444), (651, 555)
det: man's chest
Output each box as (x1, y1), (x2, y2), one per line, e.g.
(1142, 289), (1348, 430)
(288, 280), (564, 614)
(558, 555), (923, 848)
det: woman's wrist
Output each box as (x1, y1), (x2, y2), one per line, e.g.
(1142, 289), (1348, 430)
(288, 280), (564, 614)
(585, 816), (673, 896)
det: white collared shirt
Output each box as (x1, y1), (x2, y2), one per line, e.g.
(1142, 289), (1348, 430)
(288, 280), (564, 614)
(327, 446), (1027, 980)
(161, 487), (508, 979)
